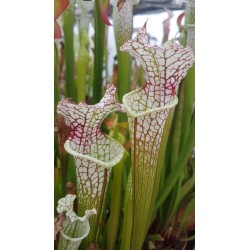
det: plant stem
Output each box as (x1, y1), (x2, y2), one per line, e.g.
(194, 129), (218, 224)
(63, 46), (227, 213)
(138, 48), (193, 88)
(120, 170), (133, 250)
(63, 4), (76, 101)
(76, 30), (90, 103)
(106, 152), (128, 250)
(180, 65), (195, 146)
(54, 43), (60, 167)
(155, 114), (195, 211)
(92, 0), (105, 104)
(117, 52), (131, 121)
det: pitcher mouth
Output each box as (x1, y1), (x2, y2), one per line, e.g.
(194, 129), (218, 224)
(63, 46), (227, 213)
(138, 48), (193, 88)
(64, 137), (125, 169)
(122, 89), (178, 118)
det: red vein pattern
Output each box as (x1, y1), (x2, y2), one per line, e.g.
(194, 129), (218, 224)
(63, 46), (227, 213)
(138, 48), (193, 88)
(57, 84), (125, 245)
(121, 25), (194, 249)
(121, 24), (194, 108)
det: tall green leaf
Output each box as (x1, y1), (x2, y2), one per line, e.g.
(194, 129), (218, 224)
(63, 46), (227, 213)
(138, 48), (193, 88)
(76, 30), (90, 103)
(92, 0), (105, 104)
(63, 3), (76, 101)
(155, 114), (195, 211)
